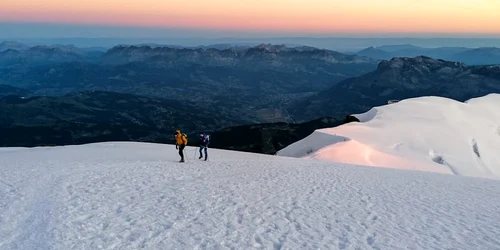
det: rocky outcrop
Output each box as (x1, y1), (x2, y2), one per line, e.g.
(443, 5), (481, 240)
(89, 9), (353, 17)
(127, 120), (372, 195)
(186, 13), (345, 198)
(344, 115), (360, 124)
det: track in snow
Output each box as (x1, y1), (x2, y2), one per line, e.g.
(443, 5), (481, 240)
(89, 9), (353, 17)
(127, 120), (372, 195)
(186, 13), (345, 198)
(1, 142), (500, 250)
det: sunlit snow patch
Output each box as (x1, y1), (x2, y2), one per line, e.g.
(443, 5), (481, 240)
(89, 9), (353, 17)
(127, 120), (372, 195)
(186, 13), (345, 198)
(278, 94), (500, 178)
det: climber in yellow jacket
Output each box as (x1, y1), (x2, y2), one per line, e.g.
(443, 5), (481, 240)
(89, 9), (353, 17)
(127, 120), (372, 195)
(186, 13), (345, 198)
(175, 130), (188, 162)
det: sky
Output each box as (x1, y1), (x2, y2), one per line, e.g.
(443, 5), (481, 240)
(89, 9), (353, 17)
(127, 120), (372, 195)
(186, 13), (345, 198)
(1, 0), (500, 38)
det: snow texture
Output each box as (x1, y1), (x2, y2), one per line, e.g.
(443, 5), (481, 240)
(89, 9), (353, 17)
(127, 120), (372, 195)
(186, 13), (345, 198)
(278, 94), (500, 179)
(1, 142), (500, 249)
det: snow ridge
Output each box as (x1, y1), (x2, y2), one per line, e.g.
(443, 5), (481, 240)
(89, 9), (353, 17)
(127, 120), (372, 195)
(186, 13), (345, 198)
(278, 94), (500, 178)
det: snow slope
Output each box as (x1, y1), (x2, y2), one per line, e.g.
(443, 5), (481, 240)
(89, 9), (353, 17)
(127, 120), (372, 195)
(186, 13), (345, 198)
(278, 94), (500, 179)
(1, 142), (500, 250)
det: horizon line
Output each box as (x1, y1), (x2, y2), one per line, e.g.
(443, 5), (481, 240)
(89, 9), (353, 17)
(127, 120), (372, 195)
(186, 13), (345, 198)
(4, 36), (500, 40)
(2, 21), (500, 39)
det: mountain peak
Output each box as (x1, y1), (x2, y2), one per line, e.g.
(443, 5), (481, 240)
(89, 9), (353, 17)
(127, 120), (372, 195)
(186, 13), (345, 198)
(291, 55), (500, 121)
(378, 56), (467, 71)
(0, 48), (21, 55)
(358, 46), (378, 52)
(0, 40), (28, 51)
(250, 44), (326, 53)
(253, 43), (289, 52)
(355, 46), (392, 60)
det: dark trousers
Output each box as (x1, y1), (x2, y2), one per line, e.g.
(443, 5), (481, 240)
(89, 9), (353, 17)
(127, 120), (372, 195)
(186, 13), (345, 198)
(199, 146), (207, 158)
(178, 144), (186, 159)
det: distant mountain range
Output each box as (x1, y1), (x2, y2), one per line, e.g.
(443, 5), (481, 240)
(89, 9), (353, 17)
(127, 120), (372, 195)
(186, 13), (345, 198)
(8, 37), (500, 51)
(4, 40), (500, 66)
(292, 56), (500, 120)
(2, 57), (499, 151)
(0, 42), (379, 123)
(356, 44), (500, 65)
(1, 41), (500, 151)
(0, 44), (104, 65)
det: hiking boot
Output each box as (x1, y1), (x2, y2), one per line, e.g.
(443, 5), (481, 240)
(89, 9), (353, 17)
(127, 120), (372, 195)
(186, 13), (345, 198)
(180, 158), (185, 163)
(199, 155), (203, 159)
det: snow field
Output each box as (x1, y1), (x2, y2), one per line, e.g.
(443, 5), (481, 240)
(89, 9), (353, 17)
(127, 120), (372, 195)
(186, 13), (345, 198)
(1, 142), (500, 249)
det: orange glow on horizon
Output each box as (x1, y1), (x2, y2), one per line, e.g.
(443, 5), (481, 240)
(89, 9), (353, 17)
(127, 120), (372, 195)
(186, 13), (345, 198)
(1, 0), (499, 34)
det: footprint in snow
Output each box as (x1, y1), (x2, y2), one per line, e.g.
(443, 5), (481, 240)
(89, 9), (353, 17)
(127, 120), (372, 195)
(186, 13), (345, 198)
(366, 233), (377, 245)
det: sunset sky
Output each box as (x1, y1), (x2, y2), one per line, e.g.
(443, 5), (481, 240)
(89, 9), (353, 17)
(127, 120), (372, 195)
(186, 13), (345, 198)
(1, 0), (499, 37)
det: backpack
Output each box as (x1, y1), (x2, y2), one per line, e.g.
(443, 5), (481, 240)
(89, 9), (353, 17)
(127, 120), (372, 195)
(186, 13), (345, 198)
(176, 133), (188, 144)
(201, 134), (210, 145)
